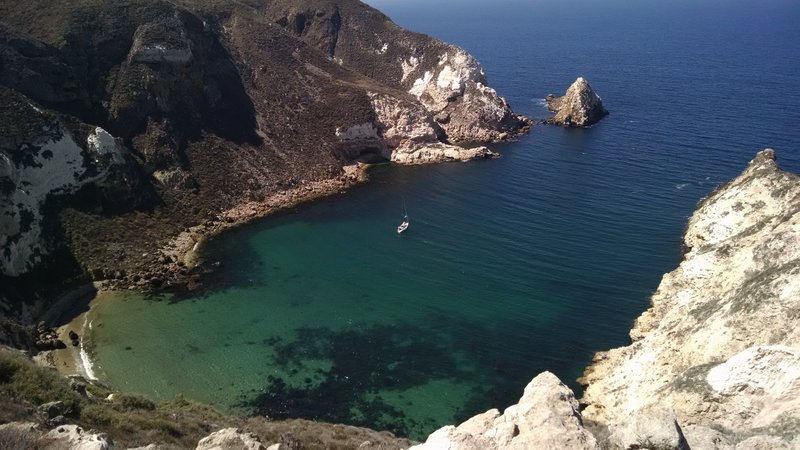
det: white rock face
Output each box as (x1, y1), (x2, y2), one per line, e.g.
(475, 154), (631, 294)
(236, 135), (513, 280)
(0, 105), (128, 276)
(402, 47), (525, 143)
(606, 406), (689, 450)
(580, 150), (800, 442)
(409, 372), (596, 450)
(546, 77), (608, 127)
(44, 425), (112, 450)
(369, 92), (495, 164)
(195, 427), (266, 450)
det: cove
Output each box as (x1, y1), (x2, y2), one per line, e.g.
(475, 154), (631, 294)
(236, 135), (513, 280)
(84, 131), (689, 440)
(82, 0), (800, 441)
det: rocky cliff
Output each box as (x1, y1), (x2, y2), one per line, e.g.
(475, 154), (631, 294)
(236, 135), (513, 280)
(546, 77), (608, 127)
(0, 0), (529, 310)
(581, 149), (800, 447)
(412, 150), (800, 449)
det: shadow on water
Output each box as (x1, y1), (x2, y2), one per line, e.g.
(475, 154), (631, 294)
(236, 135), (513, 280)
(238, 306), (609, 439)
(240, 324), (472, 437)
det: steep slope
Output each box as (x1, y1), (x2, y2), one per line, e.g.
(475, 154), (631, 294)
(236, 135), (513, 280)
(262, 0), (531, 143)
(581, 149), (800, 446)
(0, 0), (529, 311)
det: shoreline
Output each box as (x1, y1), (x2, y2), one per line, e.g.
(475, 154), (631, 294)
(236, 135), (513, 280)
(41, 163), (368, 381)
(98, 163), (369, 294)
(35, 154), (500, 381)
(46, 293), (109, 382)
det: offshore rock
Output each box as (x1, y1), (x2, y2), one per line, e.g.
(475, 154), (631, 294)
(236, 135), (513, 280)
(546, 77), (608, 127)
(580, 149), (800, 446)
(409, 372), (596, 450)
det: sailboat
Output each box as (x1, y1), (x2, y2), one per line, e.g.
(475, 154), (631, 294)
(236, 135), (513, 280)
(397, 214), (409, 234)
(397, 200), (409, 234)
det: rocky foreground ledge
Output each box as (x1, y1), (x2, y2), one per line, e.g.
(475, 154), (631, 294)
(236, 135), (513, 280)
(411, 149), (800, 450)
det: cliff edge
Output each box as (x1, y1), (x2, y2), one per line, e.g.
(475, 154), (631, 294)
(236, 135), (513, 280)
(581, 149), (800, 447)
(412, 149), (800, 449)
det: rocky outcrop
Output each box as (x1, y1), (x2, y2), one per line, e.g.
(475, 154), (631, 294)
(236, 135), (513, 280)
(546, 77), (608, 127)
(369, 92), (496, 164)
(195, 428), (265, 450)
(580, 149), (800, 446)
(263, 0), (531, 144)
(402, 48), (530, 143)
(409, 372), (596, 450)
(44, 425), (112, 450)
(0, 88), (139, 276)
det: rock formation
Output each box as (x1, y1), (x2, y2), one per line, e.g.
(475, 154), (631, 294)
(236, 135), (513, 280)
(0, 0), (529, 308)
(262, 0), (531, 144)
(546, 77), (608, 127)
(44, 424), (112, 450)
(411, 149), (800, 449)
(195, 428), (266, 450)
(409, 372), (596, 450)
(581, 149), (800, 446)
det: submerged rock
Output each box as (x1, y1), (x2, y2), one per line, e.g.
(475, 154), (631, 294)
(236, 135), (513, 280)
(546, 77), (608, 127)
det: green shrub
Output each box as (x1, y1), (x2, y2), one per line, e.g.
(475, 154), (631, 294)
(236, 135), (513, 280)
(0, 351), (82, 414)
(80, 403), (118, 427)
(114, 393), (156, 411)
(0, 425), (41, 450)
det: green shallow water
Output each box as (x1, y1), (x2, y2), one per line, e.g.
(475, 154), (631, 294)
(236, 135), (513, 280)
(84, 0), (800, 440)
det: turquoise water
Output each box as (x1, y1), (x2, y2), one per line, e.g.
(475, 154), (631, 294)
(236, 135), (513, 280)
(87, 0), (800, 440)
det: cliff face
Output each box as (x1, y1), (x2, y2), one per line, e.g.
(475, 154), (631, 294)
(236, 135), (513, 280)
(412, 150), (800, 449)
(262, 0), (531, 143)
(581, 149), (800, 446)
(0, 0), (528, 308)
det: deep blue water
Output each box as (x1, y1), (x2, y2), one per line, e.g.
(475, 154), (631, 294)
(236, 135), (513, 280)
(88, 0), (800, 440)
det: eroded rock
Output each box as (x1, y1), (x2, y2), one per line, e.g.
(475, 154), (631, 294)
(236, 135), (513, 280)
(546, 77), (608, 127)
(580, 149), (800, 441)
(44, 425), (112, 450)
(195, 427), (265, 450)
(410, 372), (596, 450)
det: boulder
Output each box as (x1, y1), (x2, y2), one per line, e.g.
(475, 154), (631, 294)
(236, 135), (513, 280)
(546, 77), (608, 127)
(38, 400), (67, 419)
(195, 428), (265, 450)
(410, 371), (596, 450)
(605, 406), (689, 450)
(44, 425), (112, 450)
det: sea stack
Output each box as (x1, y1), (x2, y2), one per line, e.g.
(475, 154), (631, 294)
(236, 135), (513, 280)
(546, 77), (608, 127)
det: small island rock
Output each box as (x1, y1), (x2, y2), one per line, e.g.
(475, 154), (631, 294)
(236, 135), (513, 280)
(546, 77), (608, 127)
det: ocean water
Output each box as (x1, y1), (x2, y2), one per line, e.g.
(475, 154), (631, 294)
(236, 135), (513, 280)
(84, 0), (800, 440)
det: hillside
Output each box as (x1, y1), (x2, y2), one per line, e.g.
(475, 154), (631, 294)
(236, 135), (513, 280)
(0, 0), (530, 314)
